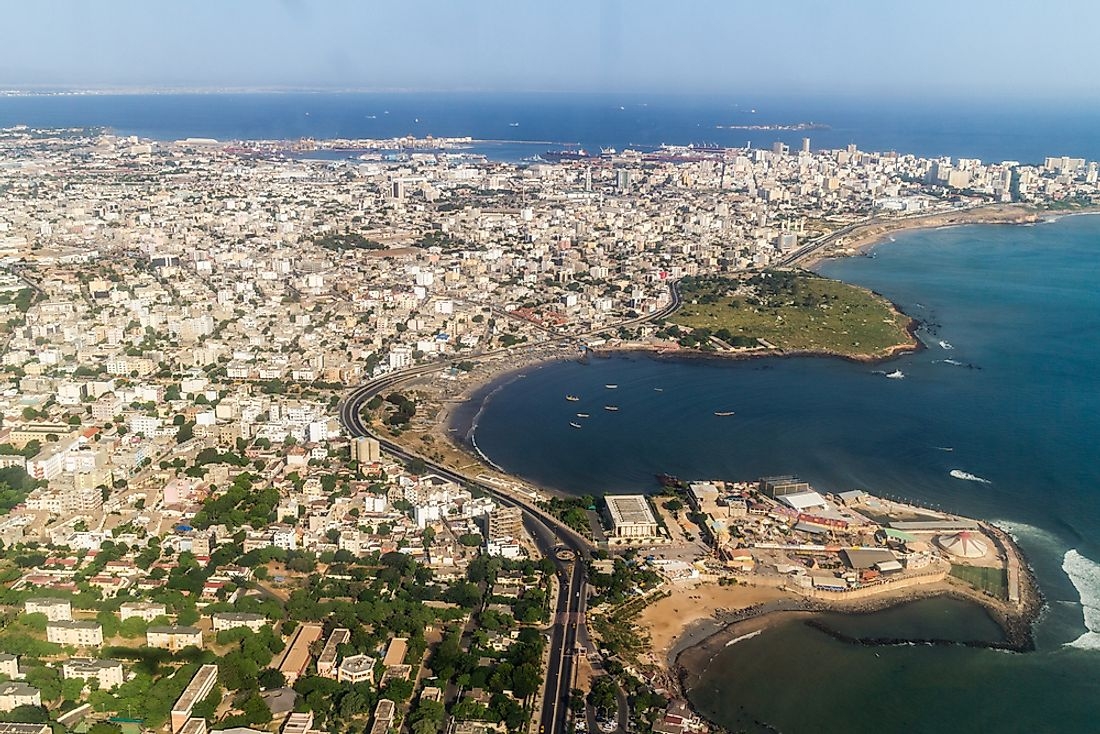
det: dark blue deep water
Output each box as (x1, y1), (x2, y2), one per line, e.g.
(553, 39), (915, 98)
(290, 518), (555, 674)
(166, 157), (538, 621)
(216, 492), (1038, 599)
(466, 215), (1100, 732)
(3, 92), (1100, 163)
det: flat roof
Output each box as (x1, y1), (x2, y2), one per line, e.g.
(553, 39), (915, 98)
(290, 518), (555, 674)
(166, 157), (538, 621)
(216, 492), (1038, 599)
(605, 494), (656, 526)
(382, 637), (408, 667)
(779, 490), (828, 511)
(172, 664), (218, 714)
(841, 548), (897, 569)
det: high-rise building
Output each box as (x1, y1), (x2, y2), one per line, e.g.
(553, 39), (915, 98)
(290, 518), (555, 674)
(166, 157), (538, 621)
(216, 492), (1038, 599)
(352, 437), (381, 464)
(802, 137), (811, 153)
(487, 506), (524, 542)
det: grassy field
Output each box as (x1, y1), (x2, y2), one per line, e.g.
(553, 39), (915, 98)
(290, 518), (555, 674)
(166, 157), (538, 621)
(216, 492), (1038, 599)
(667, 270), (914, 358)
(950, 564), (1008, 599)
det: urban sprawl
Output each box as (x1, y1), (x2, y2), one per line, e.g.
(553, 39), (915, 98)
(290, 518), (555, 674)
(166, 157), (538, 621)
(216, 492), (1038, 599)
(0, 126), (1081, 734)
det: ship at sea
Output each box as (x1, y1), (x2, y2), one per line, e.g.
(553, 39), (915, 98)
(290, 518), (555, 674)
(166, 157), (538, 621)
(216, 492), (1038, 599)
(541, 148), (595, 162)
(565, 394), (580, 402)
(604, 405), (619, 412)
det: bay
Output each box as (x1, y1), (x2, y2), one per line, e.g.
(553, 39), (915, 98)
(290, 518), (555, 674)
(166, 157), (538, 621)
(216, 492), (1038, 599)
(463, 214), (1100, 731)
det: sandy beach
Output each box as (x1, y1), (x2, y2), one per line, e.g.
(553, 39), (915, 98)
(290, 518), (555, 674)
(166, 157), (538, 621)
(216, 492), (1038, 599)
(801, 203), (1054, 268)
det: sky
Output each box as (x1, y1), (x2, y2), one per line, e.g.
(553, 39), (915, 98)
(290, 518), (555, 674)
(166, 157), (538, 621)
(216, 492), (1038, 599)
(2, 0), (1099, 99)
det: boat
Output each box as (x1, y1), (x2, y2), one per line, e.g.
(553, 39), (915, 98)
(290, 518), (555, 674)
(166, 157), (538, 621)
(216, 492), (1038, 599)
(569, 422), (582, 429)
(541, 149), (594, 162)
(604, 405), (619, 412)
(576, 413), (590, 418)
(565, 395), (580, 402)
(939, 340), (954, 350)
(605, 384), (618, 389)
(885, 370), (905, 379)
(714, 411), (735, 417)
(950, 469), (991, 484)
(653, 387), (663, 392)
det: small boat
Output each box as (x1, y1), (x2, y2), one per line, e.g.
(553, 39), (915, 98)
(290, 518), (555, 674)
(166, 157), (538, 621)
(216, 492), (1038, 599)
(950, 469), (991, 484)
(569, 422), (582, 429)
(939, 340), (954, 350)
(885, 370), (905, 379)
(605, 384), (618, 389)
(604, 405), (619, 412)
(565, 395), (580, 402)
(653, 387), (664, 392)
(714, 411), (735, 417)
(576, 413), (590, 418)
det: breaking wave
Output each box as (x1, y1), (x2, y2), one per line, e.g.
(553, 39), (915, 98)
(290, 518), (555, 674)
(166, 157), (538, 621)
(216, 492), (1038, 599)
(1062, 549), (1100, 650)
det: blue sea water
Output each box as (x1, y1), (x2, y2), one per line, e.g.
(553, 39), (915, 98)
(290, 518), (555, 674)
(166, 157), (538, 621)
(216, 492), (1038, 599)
(463, 215), (1100, 732)
(3, 92), (1100, 163)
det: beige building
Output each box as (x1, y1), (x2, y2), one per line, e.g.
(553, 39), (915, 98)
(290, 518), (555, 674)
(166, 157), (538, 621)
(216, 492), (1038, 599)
(24, 598), (72, 622)
(0, 683), (41, 712)
(61, 658), (125, 690)
(147, 625), (203, 651)
(337, 654), (376, 685)
(118, 601), (167, 622)
(46, 621), (103, 647)
(211, 612), (267, 633)
(171, 664), (218, 734)
(605, 495), (660, 538)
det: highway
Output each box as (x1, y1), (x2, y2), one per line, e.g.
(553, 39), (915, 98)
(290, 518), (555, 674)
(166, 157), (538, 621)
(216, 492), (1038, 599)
(337, 281), (681, 734)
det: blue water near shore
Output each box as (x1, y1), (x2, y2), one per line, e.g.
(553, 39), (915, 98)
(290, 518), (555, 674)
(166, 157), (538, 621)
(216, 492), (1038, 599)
(463, 215), (1100, 732)
(3, 92), (1100, 162)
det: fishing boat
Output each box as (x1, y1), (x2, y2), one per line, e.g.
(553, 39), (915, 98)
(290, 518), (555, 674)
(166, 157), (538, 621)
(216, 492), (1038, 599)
(604, 405), (619, 412)
(576, 413), (590, 418)
(565, 394), (580, 402)
(569, 422), (582, 429)
(885, 370), (905, 379)
(714, 411), (735, 417)
(605, 384), (618, 389)
(653, 387), (664, 392)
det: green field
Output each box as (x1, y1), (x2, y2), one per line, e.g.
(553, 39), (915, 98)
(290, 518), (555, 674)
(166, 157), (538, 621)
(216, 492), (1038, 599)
(666, 271), (914, 358)
(950, 564), (1008, 599)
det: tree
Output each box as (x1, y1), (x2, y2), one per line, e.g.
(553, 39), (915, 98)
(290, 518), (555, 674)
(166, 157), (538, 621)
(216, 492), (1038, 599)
(240, 692), (272, 725)
(258, 668), (286, 689)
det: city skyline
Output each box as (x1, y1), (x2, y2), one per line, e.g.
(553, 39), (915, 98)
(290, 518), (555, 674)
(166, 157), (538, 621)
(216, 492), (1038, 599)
(2, 0), (1100, 100)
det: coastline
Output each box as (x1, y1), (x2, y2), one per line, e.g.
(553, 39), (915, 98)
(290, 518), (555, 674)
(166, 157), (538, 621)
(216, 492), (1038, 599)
(382, 209), (1053, 728)
(800, 203), (1100, 268)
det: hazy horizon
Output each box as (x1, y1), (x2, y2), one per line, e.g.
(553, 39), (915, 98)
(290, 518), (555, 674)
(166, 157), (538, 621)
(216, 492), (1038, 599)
(2, 0), (1099, 102)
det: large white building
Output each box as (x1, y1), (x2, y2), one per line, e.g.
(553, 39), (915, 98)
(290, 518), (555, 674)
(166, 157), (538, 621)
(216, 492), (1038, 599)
(604, 495), (660, 539)
(118, 601), (167, 622)
(46, 621), (103, 647)
(61, 658), (125, 690)
(0, 683), (41, 712)
(25, 598), (72, 622)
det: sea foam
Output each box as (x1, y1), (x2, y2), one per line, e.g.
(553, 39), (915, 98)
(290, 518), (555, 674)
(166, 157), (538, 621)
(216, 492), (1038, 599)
(1062, 549), (1100, 650)
(724, 629), (762, 647)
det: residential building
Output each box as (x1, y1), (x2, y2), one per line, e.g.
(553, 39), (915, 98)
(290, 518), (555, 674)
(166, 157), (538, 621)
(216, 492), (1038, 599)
(46, 621), (103, 647)
(147, 625), (203, 651)
(24, 597), (72, 621)
(171, 664), (218, 734)
(61, 658), (125, 690)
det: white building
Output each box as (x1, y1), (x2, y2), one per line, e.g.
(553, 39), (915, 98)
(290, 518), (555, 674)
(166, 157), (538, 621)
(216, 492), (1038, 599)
(61, 658), (125, 690)
(46, 621), (103, 647)
(25, 598), (72, 622)
(605, 495), (660, 539)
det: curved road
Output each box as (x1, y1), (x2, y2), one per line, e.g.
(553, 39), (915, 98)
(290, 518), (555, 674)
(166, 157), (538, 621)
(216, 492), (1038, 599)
(337, 282), (680, 734)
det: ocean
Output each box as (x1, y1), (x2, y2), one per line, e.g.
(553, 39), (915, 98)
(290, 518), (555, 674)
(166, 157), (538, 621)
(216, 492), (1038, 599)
(461, 215), (1100, 732)
(3, 91), (1100, 163)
